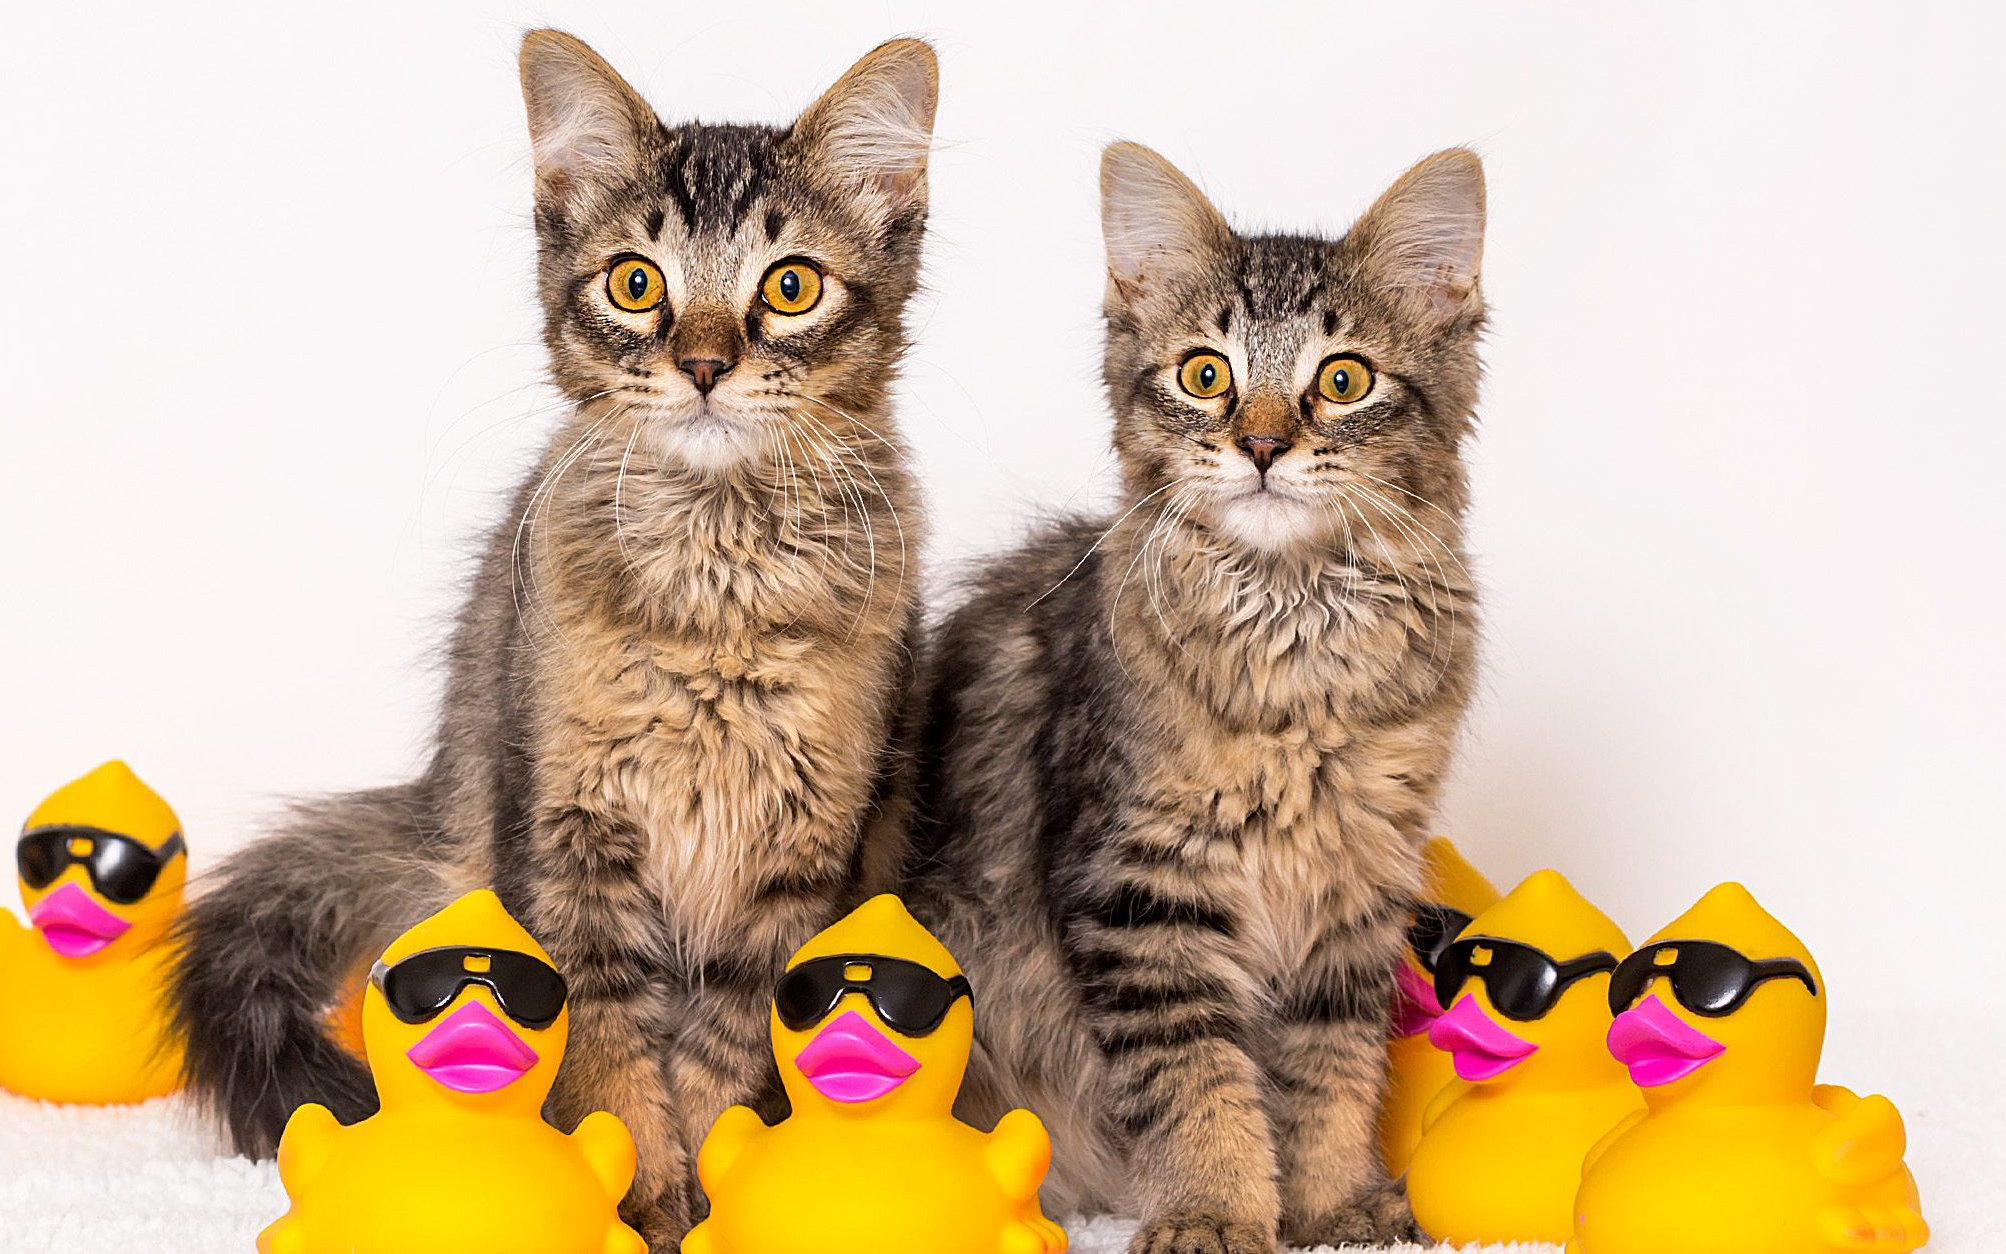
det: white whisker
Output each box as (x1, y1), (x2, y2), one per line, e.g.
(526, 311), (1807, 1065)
(1027, 480), (1180, 611)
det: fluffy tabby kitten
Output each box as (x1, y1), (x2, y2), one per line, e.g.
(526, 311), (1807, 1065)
(171, 30), (935, 1246)
(907, 142), (1485, 1252)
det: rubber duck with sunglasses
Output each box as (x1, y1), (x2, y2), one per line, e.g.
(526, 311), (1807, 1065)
(1406, 869), (1643, 1246)
(1377, 836), (1501, 1176)
(1569, 882), (1927, 1254)
(686, 894), (1066, 1254)
(258, 889), (644, 1254)
(0, 761), (188, 1103)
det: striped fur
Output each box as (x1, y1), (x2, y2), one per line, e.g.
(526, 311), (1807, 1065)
(170, 30), (935, 1249)
(908, 144), (1486, 1252)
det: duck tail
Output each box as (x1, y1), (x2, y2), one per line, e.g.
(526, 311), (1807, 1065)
(168, 782), (449, 1157)
(1819, 1202), (1930, 1252)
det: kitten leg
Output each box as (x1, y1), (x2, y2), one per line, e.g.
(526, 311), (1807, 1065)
(1271, 913), (1419, 1247)
(664, 879), (844, 1223)
(552, 996), (689, 1249)
(523, 807), (686, 1249)
(1070, 902), (1281, 1254)
(664, 964), (779, 1224)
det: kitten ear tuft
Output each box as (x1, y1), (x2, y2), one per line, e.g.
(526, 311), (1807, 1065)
(794, 39), (939, 207)
(1100, 142), (1232, 301)
(1350, 147), (1487, 326)
(518, 29), (659, 206)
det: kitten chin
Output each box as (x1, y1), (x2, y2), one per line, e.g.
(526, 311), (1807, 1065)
(1209, 488), (1326, 551)
(644, 403), (768, 472)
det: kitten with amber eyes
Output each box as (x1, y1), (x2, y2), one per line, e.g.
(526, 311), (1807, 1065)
(908, 142), (1485, 1252)
(172, 30), (935, 1247)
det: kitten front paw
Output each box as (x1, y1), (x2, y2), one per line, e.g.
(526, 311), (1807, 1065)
(1129, 1211), (1274, 1254)
(1283, 1180), (1424, 1248)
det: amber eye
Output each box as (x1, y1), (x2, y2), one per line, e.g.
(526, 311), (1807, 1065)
(761, 260), (824, 315)
(607, 257), (665, 313)
(1317, 355), (1374, 404)
(1178, 352), (1232, 399)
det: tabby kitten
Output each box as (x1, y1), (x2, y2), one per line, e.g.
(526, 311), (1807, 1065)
(908, 142), (1485, 1252)
(171, 30), (936, 1247)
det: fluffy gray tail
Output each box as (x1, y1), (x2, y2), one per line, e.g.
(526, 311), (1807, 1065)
(169, 783), (446, 1157)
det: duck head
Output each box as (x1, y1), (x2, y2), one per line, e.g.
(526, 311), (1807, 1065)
(772, 895), (972, 1121)
(364, 890), (569, 1116)
(17, 761), (186, 960)
(1427, 870), (1631, 1092)
(1606, 882), (1824, 1108)
(1394, 838), (1501, 1040)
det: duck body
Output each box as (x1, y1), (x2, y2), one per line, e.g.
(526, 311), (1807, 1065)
(1379, 1030), (1463, 1178)
(258, 890), (642, 1254)
(686, 895), (1064, 1254)
(264, 1106), (638, 1254)
(1571, 883), (1926, 1254)
(1571, 1095), (1921, 1254)
(1406, 870), (1641, 1246)
(0, 761), (186, 1104)
(1411, 1078), (1640, 1243)
(0, 926), (182, 1102)
(1377, 837), (1499, 1175)
(691, 1108), (1051, 1254)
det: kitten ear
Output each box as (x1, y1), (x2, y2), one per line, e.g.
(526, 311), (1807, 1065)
(1349, 148), (1487, 326)
(518, 29), (660, 207)
(1100, 142), (1233, 301)
(793, 39), (939, 211)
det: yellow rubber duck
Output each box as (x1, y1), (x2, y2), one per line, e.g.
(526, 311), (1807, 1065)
(0, 761), (187, 1103)
(1406, 869), (1642, 1245)
(1378, 836), (1501, 1176)
(1570, 882), (1928, 1254)
(258, 889), (644, 1254)
(686, 894), (1067, 1254)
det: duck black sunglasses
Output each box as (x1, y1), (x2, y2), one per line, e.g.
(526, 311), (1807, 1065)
(774, 954), (972, 1036)
(1608, 940), (1818, 1018)
(17, 826), (187, 905)
(369, 946), (569, 1030)
(1435, 936), (1619, 1022)
(1407, 903), (1476, 975)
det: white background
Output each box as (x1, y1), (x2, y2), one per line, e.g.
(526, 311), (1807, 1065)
(2, 0), (2000, 1051)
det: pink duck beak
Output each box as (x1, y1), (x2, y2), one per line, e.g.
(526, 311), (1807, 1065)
(794, 1009), (921, 1104)
(1607, 994), (1725, 1087)
(405, 1001), (539, 1094)
(1391, 963), (1446, 1040)
(1429, 995), (1539, 1081)
(28, 883), (132, 958)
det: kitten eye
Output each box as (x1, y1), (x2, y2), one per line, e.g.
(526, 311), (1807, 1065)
(761, 260), (824, 315)
(1178, 352), (1232, 400)
(1317, 355), (1374, 405)
(607, 257), (665, 313)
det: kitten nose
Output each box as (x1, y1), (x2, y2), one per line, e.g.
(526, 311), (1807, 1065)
(1237, 434), (1293, 475)
(677, 356), (735, 395)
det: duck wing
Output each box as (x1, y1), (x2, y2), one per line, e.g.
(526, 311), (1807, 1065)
(274, 1103), (342, 1193)
(0, 909), (26, 966)
(1812, 1087), (1908, 1188)
(569, 1109), (638, 1203)
(696, 1104), (766, 1197)
(1813, 1087), (1929, 1253)
(984, 1108), (1055, 1202)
